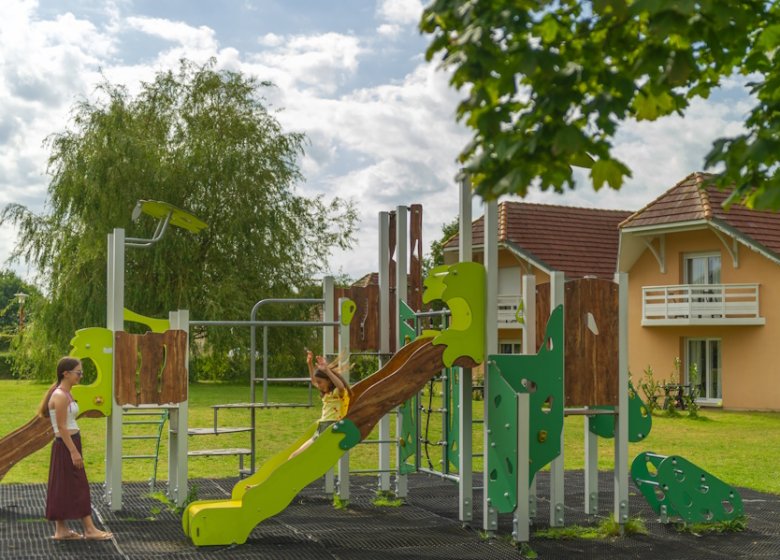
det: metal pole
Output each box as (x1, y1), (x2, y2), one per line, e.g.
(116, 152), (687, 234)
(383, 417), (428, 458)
(458, 172), (474, 525)
(395, 205), (408, 498)
(615, 272), (630, 526)
(337, 298), (351, 502)
(483, 200), (498, 534)
(168, 309), (189, 506)
(323, 276), (335, 494)
(517, 274), (537, 533)
(107, 228), (125, 511)
(549, 271), (565, 527)
(378, 212), (392, 493)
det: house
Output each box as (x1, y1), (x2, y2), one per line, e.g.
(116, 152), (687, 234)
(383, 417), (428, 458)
(443, 201), (633, 355)
(619, 172), (780, 410)
(443, 173), (780, 411)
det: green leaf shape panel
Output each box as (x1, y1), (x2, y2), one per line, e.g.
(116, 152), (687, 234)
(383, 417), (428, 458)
(588, 381), (652, 442)
(631, 451), (743, 524)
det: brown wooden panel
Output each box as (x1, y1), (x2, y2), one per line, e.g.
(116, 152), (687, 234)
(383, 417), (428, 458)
(115, 330), (188, 405)
(536, 279), (619, 407)
(335, 284), (380, 352)
(139, 333), (164, 404)
(564, 278), (619, 407)
(160, 330), (188, 404)
(115, 331), (140, 406)
(408, 203), (423, 312)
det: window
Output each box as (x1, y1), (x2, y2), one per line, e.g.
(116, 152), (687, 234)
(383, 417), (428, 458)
(685, 253), (721, 285)
(686, 339), (722, 402)
(499, 342), (521, 355)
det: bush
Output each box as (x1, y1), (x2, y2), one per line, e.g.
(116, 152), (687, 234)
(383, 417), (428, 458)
(0, 352), (14, 379)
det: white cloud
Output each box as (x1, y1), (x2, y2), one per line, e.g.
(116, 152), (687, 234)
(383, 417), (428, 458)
(126, 16), (218, 50)
(376, 23), (402, 38)
(376, 0), (424, 26)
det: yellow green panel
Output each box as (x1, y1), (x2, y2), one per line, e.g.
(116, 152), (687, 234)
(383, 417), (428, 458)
(184, 419), (360, 546)
(123, 308), (170, 333)
(340, 298), (356, 326)
(422, 262), (485, 367)
(138, 200), (208, 233)
(69, 327), (113, 417)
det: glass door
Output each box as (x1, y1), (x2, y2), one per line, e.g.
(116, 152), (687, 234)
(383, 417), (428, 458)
(686, 339), (722, 402)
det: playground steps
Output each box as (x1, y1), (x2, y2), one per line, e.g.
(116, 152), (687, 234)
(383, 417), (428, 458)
(121, 407), (168, 489)
(186, 403), (255, 476)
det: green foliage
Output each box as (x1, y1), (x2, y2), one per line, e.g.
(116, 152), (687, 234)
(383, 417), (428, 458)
(675, 515), (747, 535)
(1, 59), (357, 381)
(534, 515), (647, 540)
(684, 362), (701, 419)
(332, 494), (349, 510)
(372, 490), (403, 507)
(421, 1), (780, 210)
(639, 365), (662, 415)
(148, 484), (199, 517)
(423, 217), (459, 278)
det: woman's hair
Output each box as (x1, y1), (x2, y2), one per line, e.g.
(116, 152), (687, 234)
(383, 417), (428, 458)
(37, 356), (81, 418)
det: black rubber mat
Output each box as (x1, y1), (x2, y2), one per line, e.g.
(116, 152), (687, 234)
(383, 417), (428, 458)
(2, 471), (779, 559)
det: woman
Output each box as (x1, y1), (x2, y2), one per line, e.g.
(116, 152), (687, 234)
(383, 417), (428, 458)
(37, 356), (112, 541)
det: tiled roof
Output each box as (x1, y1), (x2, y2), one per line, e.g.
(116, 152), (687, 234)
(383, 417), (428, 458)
(445, 202), (633, 278)
(620, 172), (780, 257)
(351, 272), (379, 287)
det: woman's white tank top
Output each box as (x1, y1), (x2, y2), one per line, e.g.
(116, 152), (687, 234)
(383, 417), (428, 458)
(49, 388), (79, 435)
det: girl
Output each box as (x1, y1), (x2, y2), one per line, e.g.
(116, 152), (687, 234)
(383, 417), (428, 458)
(289, 349), (351, 459)
(38, 356), (113, 541)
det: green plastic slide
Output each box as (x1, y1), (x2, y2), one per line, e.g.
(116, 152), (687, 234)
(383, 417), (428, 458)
(183, 419), (360, 546)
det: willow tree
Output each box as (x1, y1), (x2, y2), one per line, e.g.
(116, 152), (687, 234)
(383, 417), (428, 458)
(3, 60), (357, 379)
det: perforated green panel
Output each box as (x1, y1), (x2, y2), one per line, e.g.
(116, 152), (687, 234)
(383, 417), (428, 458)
(487, 305), (564, 513)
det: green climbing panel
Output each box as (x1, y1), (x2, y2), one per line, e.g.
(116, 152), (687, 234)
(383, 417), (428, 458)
(446, 366), (460, 471)
(487, 305), (564, 514)
(589, 381), (652, 442)
(398, 300), (419, 475)
(631, 451), (743, 523)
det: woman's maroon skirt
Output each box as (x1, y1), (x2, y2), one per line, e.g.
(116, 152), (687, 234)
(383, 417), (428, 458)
(45, 432), (92, 521)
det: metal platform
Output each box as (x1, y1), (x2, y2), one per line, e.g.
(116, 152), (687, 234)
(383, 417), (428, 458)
(1, 471), (779, 559)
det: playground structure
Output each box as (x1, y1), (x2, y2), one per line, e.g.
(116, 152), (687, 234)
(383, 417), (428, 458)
(0, 186), (746, 548)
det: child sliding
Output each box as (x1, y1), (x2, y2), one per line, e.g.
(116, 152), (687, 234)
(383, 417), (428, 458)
(289, 349), (351, 459)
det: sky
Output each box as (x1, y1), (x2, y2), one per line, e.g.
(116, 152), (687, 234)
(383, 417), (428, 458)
(0, 0), (755, 286)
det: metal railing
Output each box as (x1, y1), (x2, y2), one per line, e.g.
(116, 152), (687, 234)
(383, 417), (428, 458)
(642, 283), (764, 325)
(497, 293), (523, 327)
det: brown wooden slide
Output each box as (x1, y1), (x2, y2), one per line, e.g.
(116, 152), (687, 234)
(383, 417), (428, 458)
(0, 415), (54, 482)
(346, 337), (475, 439)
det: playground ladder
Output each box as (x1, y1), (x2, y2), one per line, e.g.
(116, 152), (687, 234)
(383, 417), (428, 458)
(187, 404), (255, 476)
(121, 407), (168, 489)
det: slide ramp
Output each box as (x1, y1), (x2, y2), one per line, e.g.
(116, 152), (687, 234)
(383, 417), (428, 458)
(0, 415), (54, 482)
(183, 337), (450, 546)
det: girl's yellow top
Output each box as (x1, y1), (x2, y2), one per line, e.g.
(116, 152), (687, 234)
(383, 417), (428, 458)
(319, 388), (350, 422)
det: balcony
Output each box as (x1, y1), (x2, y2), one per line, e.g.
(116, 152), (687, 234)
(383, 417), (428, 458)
(642, 284), (765, 326)
(498, 294), (523, 328)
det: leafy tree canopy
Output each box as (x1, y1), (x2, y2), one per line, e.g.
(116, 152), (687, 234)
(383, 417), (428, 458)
(2, 59), (357, 378)
(421, 0), (780, 210)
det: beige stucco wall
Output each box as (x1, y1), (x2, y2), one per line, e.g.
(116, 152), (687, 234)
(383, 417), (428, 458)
(627, 228), (780, 410)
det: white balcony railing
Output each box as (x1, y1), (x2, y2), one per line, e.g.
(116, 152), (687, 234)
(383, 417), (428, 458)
(642, 283), (765, 326)
(498, 294), (523, 328)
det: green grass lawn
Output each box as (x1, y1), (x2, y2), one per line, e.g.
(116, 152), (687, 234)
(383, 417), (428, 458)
(2, 380), (779, 495)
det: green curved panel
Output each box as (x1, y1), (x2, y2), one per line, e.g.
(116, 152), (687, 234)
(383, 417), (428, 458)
(422, 262), (485, 367)
(138, 200), (207, 233)
(69, 327), (113, 417)
(487, 305), (564, 513)
(340, 298), (356, 327)
(631, 451), (743, 523)
(184, 419), (360, 546)
(123, 308), (170, 333)
(589, 381), (652, 442)
(446, 367), (460, 470)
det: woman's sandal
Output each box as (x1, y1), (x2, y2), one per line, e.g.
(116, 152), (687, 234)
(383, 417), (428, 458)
(84, 530), (113, 541)
(52, 530), (83, 541)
